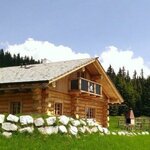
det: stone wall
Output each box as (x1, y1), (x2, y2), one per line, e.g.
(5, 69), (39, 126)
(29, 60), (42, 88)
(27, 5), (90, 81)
(0, 114), (149, 138)
(0, 114), (107, 138)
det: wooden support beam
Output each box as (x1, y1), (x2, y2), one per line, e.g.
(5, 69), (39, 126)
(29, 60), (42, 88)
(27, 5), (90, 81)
(0, 83), (49, 91)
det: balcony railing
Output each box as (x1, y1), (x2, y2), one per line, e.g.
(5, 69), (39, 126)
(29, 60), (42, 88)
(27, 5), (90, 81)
(70, 77), (102, 96)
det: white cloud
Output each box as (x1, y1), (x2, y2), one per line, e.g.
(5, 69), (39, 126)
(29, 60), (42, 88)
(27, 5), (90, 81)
(100, 46), (150, 78)
(5, 39), (150, 78)
(6, 38), (90, 62)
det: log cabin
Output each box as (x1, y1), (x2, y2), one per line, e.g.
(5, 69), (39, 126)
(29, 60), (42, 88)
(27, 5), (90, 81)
(0, 57), (123, 127)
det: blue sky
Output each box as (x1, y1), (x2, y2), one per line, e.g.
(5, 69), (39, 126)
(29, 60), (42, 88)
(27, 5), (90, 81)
(0, 0), (150, 76)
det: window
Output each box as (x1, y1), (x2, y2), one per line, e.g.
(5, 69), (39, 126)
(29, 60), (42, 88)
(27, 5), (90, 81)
(96, 84), (101, 95)
(10, 102), (21, 114)
(86, 107), (95, 118)
(54, 103), (63, 115)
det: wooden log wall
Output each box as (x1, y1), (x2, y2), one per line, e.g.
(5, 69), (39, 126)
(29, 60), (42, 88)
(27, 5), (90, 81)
(73, 96), (108, 127)
(32, 88), (42, 113)
(0, 90), (34, 114)
(44, 89), (72, 116)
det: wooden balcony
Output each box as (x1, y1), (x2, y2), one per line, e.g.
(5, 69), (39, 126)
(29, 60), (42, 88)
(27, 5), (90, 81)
(70, 77), (102, 96)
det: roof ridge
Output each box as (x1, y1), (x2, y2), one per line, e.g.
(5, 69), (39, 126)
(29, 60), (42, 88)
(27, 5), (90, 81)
(0, 57), (96, 84)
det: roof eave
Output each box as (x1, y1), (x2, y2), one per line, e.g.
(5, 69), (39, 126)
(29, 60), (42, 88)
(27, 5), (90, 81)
(94, 59), (124, 103)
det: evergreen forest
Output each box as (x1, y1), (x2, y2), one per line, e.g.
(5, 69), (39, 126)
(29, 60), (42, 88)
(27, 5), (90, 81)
(107, 65), (150, 117)
(0, 49), (40, 67)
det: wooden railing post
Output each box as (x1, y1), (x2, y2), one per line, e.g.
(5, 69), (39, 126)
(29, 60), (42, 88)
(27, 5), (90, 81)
(88, 81), (90, 92)
(94, 84), (96, 94)
(79, 78), (81, 90)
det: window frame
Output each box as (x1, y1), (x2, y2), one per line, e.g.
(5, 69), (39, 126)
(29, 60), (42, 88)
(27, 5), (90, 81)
(10, 101), (22, 115)
(54, 102), (63, 116)
(85, 107), (95, 119)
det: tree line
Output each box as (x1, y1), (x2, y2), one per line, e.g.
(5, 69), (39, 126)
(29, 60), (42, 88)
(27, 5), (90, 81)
(0, 49), (40, 67)
(107, 65), (150, 117)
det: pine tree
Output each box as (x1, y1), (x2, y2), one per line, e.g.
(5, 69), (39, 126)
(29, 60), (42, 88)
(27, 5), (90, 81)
(106, 65), (116, 83)
(142, 76), (150, 116)
(0, 49), (40, 67)
(107, 65), (150, 116)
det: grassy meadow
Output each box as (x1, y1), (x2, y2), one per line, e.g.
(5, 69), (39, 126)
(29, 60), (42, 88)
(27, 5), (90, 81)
(0, 116), (150, 150)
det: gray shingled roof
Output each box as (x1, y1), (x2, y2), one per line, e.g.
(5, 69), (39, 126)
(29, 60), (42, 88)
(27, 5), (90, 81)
(0, 58), (95, 84)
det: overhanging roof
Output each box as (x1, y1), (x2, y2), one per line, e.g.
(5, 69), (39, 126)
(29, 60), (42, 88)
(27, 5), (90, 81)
(0, 57), (124, 103)
(0, 58), (95, 84)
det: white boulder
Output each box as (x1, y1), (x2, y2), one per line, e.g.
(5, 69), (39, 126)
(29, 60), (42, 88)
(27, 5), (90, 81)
(19, 127), (34, 133)
(2, 122), (18, 131)
(85, 126), (91, 134)
(69, 125), (78, 135)
(142, 132), (146, 135)
(44, 127), (54, 135)
(111, 132), (117, 135)
(133, 132), (137, 136)
(118, 131), (126, 136)
(97, 125), (103, 132)
(20, 115), (33, 125)
(34, 118), (44, 127)
(45, 126), (58, 135)
(80, 119), (86, 126)
(87, 119), (95, 126)
(58, 125), (67, 133)
(38, 127), (47, 135)
(59, 115), (69, 125)
(69, 117), (74, 122)
(137, 132), (141, 135)
(145, 131), (149, 135)
(103, 128), (109, 134)
(46, 117), (56, 125)
(0, 114), (5, 124)
(38, 126), (58, 135)
(51, 126), (59, 134)
(91, 127), (98, 133)
(78, 126), (86, 133)
(118, 131), (123, 136)
(71, 120), (80, 126)
(2, 132), (12, 138)
(127, 132), (133, 136)
(7, 114), (19, 123)
(141, 131), (149, 135)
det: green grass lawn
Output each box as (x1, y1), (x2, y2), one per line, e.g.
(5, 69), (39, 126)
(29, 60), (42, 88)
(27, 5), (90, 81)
(109, 116), (120, 131)
(0, 116), (150, 150)
(0, 132), (149, 150)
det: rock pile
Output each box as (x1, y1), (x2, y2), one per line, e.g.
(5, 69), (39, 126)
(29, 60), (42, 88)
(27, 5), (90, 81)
(0, 114), (106, 138)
